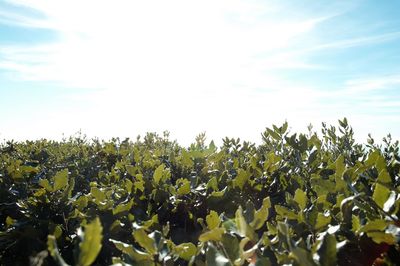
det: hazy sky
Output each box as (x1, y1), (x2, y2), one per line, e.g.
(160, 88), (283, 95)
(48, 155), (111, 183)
(1, 0), (399, 145)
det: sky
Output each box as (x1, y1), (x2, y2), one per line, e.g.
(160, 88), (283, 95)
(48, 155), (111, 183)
(0, 0), (400, 145)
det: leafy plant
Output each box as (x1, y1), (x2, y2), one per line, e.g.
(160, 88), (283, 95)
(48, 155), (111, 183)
(0, 119), (399, 265)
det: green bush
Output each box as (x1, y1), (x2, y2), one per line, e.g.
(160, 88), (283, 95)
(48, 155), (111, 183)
(0, 119), (399, 265)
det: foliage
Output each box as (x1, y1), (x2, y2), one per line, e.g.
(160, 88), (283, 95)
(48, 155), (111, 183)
(0, 120), (400, 265)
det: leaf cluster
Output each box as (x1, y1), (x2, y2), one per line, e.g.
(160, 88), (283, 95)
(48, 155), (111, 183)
(0, 120), (400, 265)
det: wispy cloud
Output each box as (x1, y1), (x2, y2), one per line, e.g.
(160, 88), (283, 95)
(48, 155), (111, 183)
(0, 0), (399, 143)
(344, 74), (400, 93)
(308, 31), (400, 51)
(0, 0), (329, 90)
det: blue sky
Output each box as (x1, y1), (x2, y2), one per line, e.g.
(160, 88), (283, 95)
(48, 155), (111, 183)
(0, 0), (399, 145)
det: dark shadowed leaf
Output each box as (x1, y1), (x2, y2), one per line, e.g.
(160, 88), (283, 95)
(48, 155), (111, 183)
(206, 243), (231, 266)
(317, 233), (337, 266)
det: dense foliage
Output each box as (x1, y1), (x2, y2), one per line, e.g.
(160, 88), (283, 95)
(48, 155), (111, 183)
(1, 119), (400, 266)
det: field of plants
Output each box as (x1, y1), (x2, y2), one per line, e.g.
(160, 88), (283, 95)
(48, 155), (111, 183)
(0, 119), (399, 265)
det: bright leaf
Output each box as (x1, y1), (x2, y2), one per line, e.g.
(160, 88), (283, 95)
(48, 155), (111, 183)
(367, 232), (396, 245)
(77, 217), (103, 266)
(373, 183), (391, 209)
(133, 228), (156, 255)
(153, 164), (165, 184)
(39, 179), (53, 192)
(294, 189), (307, 210)
(275, 205), (298, 220)
(233, 169), (251, 190)
(176, 179), (191, 195)
(378, 169), (392, 184)
(206, 210), (221, 230)
(53, 169), (69, 191)
(315, 213), (331, 231)
(199, 228), (225, 242)
(360, 219), (388, 232)
(250, 197), (271, 230)
(113, 199), (134, 215)
(175, 242), (197, 261)
(110, 239), (152, 261)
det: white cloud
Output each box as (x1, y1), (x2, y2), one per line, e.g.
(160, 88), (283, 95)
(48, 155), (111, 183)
(344, 75), (400, 93)
(0, 0), (398, 144)
(0, 1), (326, 88)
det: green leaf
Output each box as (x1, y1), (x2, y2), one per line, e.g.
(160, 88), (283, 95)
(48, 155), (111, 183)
(338, 118), (348, 129)
(289, 245), (316, 266)
(367, 231), (396, 245)
(375, 153), (388, 173)
(47, 235), (70, 266)
(294, 189), (307, 210)
(113, 199), (134, 215)
(142, 214), (159, 230)
(275, 205), (298, 220)
(310, 177), (335, 195)
(153, 164), (164, 184)
(74, 195), (88, 210)
(233, 169), (251, 190)
(235, 206), (250, 238)
(110, 239), (152, 261)
(133, 229), (156, 255)
(372, 183), (391, 208)
(53, 225), (63, 239)
(199, 228), (225, 242)
(298, 134), (308, 152)
(126, 165), (136, 176)
(206, 210), (221, 230)
(335, 155), (346, 188)
(317, 233), (337, 266)
(153, 164), (167, 184)
(206, 243), (231, 266)
(244, 201), (255, 224)
(263, 152), (282, 172)
(175, 242), (197, 261)
(176, 178), (191, 195)
(235, 207), (257, 241)
(267, 128), (281, 141)
(210, 187), (226, 197)
(134, 180), (145, 192)
(315, 213), (331, 231)
(250, 197), (271, 230)
(255, 257), (272, 266)
(90, 187), (106, 202)
(281, 121), (288, 134)
(352, 215), (360, 232)
(207, 176), (218, 191)
(5, 216), (15, 227)
(365, 150), (380, 166)
(39, 179), (53, 192)
(125, 179), (133, 193)
(181, 149), (194, 168)
(366, 151), (391, 183)
(53, 169), (69, 191)
(221, 233), (240, 262)
(77, 217), (103, 266)
(20, 164), (39, 174)
(377, 169), (391, 184)
(360, 219), (388, 232)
